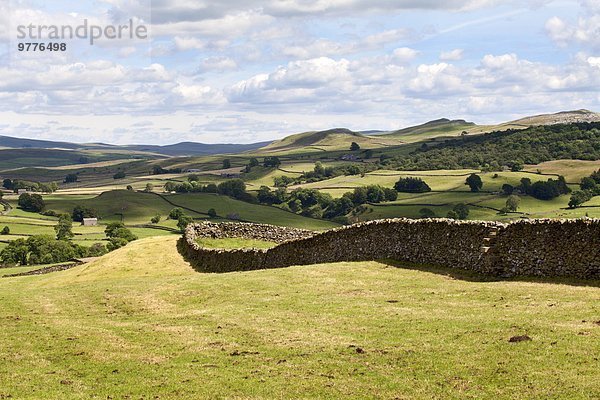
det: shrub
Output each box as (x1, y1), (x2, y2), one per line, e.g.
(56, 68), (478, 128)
(350, 142), (360, 151)
(1, 226), (9, 235)
(177, 215), (194, 232)
(207, 208), (217, 218)
(168, 208), (184, 220)
(150, 214), (161, 224)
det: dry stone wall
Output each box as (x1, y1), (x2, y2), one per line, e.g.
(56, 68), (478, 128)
(179, 219), (600, 279)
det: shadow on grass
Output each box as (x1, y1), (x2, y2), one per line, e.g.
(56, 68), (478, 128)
(379, 259), (600, 288)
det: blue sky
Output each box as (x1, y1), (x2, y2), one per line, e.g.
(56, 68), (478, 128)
(0, 0), (598, 144)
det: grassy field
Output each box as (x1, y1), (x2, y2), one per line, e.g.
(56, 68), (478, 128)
(196, 237), (278, 249)
(525, 160), (600, 182)
(0, 236), (597, 399)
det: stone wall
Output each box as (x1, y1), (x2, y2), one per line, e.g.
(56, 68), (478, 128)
(179, 219), (600, 279)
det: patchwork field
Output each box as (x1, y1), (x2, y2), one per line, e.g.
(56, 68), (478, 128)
(0, 236), (598, 399)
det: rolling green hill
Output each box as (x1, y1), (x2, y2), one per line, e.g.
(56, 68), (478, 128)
(40, 190), (337, 230)
(260, 128), (404, 153)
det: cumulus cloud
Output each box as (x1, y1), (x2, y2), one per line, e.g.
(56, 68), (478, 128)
(545, 1), (600, 49)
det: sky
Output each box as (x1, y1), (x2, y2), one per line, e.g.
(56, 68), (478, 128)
(0, 0), (599, 145)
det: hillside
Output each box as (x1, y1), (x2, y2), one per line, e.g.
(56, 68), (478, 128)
(506, 109), (600, 127)
(381, 118), (478, 140)
(260, 128), (403, 153)
(0, 135), (270, 157)
(0, 236), (597, 398)
(388, 122), (600, 170)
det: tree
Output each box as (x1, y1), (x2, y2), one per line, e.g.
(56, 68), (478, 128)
(394, 177), (431, 193)
(263, 156), (281, 168)
(222, 159), (231, 169)
(207, 208), (217, 218)
(1, 226), (9, 235)
(107, 237), (129, 251)
(501, 184), (514, 195)
(506, 195), (521, 212)
(217, 179), (248, 200)
(568, 190), (593, 208)
(64, 173), (78, 183)
(126, 185), (134, 191)
(323, 197), (354, 219)
(144, 183), (154, 192)
(313, 161), (325, 176)
(580, 177), (597, 191)
(55, 214), (74, 241)
(2, 178), (13, 190)
(447, 210), (459, 219)
(72, 205), (98, 222)
(113, 171), (126, 179)
(364, 149), (374, 159)
(453, 203), (470, 220)
(177, 215), (194, 232)
(169, 208), (184, 220)
(248, 158), (259, 168)
(350, 142), (360, 151)
(419, 208), (436, 218)
(150, 214), (161, 224)
(18, 193), (45, 212)
(104, 222), (125, 238)
(383, 188), (398, 202)
(465, 174), (483, 192)
(87, 243), (108, 257)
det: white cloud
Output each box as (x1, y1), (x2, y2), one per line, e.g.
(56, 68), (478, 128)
(545, 1), (600, 49)
(440, 49), (464, 61)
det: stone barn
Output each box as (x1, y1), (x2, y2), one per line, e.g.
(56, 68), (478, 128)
(82, 218), (98, 227)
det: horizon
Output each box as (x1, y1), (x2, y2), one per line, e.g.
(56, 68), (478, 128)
(1, 1), (599, 145)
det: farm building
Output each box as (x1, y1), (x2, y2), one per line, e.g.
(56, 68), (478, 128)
(82, 218), (98, 226)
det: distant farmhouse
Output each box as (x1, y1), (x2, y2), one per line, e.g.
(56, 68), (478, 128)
(82, 218), (98, 227)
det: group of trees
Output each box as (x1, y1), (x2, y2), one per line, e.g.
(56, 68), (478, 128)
(3, 179), (58, 193)
(165, 178), (255, 202)
(385, 123), (600, 171)
(273, 162), (372, 187)
(256, 184), (398, 221)
(394, 177), (431, 193)
(418, 203), (470, 220)
(72, 205), (98, 222)
(518, 176), (570, 200)
(104, 222), (138, 251)
(0, 235), (107, 266)
(18, 193), (45, 212)
(569, 169), (600, 208)
(168, 208), (195, 231)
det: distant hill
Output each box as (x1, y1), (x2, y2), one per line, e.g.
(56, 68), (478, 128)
(260, 128), (403, 153)
(382, 118), (477, 139)
(504, 109), (600, 127)
(120, 141), (272, 156)
(0, 135), (270, 157)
